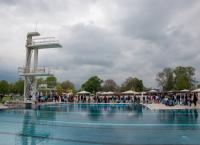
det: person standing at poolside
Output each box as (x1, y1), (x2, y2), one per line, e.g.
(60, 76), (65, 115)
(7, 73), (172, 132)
(193, 93), (198, 107)
(188, 94), (192, 106)
(177, 94), (180, 105)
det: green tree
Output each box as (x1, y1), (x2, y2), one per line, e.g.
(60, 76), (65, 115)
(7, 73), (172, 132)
(0, 80), (9, 96)
(9, 83), (15, 94)
(102, 79), (119, 92)
(61, 80), (75, 93)
(37, 78), (46, 87)
(81, 76), (103, 93)
(173, 66), (196, 90)
(56, 83), (63, 96)
(121, 77), (144, 92)
(156, 67), (174, 91)
(14, 79), (24, 95)
(46, 76), (57, 88)
(156, 66), (196, 91)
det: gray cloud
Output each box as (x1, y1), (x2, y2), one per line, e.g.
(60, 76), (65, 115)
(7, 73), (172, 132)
(60, 24), (121, 67)
(0, 0), (200, 88)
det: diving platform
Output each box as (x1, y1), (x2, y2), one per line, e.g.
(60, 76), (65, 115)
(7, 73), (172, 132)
(19, 31), (62, 101)
(27, 37), (62, 49)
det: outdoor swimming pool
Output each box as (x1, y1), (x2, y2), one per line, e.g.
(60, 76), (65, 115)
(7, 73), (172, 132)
(0, 104), (199, 145)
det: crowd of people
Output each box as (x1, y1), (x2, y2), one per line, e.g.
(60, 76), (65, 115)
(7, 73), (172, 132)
(35, 92), (199, 107)
(64, 95), (141, 104)
(142, 93), (199, 106)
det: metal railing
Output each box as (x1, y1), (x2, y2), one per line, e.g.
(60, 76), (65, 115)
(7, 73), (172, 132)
(27, 37), (60, 47)
(18, 67), (52, 75)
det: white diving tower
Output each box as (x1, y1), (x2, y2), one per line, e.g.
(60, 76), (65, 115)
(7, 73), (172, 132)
(18, 32), (62, 101)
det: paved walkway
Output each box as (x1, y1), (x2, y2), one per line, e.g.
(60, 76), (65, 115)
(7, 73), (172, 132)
(142, 103), (200, 110)
(0, 104), (8, 109)
(2, 102), (200, 110)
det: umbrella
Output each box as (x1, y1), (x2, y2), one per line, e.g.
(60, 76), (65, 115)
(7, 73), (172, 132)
(192, 88), (200, 93)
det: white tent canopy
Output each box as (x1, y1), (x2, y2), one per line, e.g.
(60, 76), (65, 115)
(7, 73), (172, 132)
(96, 91), (103, 94)
(107, 91), (114, 94)
(192, 88), (200, 93)
(77, 91), (90, 95)
(101, 91), (114, 95)
(148, 89), (158, 93)
(168, 90), (176, 93)
(180, 89), (190, 92)
(122, 90), (138, 94)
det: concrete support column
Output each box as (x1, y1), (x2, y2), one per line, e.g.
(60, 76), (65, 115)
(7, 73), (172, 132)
(34, 48), (38, 70)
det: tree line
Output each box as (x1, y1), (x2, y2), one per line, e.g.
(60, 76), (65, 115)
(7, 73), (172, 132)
(0, 79), (24, 96)
(0, 66), (199, 97)
(81, 76), (144, 94)
(45, 76), (145, 94)
(0, 76), (144, 96)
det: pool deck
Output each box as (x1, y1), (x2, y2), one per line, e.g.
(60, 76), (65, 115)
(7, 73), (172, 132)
(0, 104), (8, 109)
(42, 102), (200, 110)
(2, 101), (200, 110)
(142, 103), (200, 110)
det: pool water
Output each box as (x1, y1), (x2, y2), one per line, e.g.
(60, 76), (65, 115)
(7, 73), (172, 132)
(0, 104), (199, 145)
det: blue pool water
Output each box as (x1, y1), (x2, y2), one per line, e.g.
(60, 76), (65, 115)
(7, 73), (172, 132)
(0, 104), (199, 145)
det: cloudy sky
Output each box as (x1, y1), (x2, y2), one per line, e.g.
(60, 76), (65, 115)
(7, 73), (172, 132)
(0, 0), (200, 88)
